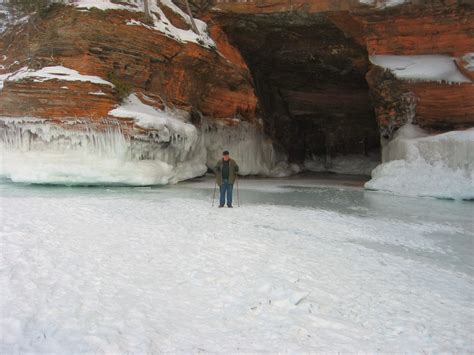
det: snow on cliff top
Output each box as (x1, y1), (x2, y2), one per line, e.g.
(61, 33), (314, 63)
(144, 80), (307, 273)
(370, 55), (472, 84)
(109, 93), (197, 147)
(3, 66), (113, 87)
(69, 0), (137, 11)
(71, 0), (216, 49)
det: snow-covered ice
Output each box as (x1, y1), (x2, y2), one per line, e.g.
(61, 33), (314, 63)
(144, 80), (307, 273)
(370, 55), (472, 83)
(0, 176), (473, 353)
(365, 124), (474, 200)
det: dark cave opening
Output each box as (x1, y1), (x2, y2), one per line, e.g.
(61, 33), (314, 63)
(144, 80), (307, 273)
(218, 12), (381, 174)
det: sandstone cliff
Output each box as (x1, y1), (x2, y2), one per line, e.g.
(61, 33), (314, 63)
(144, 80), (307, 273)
(0, 2), (257, 123)
(211, 0), (473, 148)
(0, 0), (473, 183)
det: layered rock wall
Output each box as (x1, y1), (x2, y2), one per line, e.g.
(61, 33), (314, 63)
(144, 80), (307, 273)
(213, 12), (381, 164)
(0, 4), (258, 122)
(211, 0), (474, 143)
(357, 4), (474, 135)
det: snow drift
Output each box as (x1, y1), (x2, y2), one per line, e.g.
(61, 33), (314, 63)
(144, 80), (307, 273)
(365, 124), (474, 200)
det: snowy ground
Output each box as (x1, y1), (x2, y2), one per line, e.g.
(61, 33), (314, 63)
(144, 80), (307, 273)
(1, 175), (473, 353)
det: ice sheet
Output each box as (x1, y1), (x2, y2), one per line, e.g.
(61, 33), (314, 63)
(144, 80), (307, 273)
(1, 179), (472, 353)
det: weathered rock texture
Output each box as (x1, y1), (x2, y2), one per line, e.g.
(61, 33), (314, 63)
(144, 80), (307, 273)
(211, 0), (474, 153)
(356, 3), (474, 136)
(212, 12), (380, 162)
(0, 4), (257, 123)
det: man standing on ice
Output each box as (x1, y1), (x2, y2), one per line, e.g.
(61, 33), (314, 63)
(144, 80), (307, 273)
(214, 151), (239, 208)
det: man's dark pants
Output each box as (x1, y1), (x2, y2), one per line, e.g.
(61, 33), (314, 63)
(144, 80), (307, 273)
(219, 179), (233, 207)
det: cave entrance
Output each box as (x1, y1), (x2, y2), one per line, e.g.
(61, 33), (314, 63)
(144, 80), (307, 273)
(217, 12), (381, 175)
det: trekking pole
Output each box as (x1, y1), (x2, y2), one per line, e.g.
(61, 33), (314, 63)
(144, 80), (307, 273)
(236, 175), (241, 207)
(212, 179), (217, 207)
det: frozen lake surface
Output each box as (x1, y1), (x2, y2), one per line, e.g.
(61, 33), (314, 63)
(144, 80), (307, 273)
(1, 174), (473, 353)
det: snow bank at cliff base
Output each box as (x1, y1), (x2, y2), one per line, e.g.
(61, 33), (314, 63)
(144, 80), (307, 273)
(365, 125), (474, 200)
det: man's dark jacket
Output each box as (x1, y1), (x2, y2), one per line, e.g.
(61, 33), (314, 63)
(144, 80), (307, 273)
(214, 158), (239, 186)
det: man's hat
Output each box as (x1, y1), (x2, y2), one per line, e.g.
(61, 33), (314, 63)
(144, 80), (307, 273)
(223, 151), (230, 155)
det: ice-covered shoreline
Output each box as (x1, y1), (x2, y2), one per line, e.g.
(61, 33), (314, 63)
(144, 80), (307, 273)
(1, 107), (473, 200)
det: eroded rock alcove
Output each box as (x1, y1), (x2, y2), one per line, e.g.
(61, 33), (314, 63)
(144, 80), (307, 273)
(214, 11), (380, 167)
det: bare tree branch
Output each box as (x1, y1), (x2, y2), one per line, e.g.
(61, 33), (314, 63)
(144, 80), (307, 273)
(143, 0), (153, 23)
(183, 0), (199, 35)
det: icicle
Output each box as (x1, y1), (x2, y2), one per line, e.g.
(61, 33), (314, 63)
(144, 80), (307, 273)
(0, 116), (293, 185)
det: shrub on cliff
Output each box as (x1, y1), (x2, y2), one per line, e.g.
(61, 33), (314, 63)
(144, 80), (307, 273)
(107, 71), (133, 102)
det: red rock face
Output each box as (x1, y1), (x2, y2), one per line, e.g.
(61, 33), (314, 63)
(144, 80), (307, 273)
(211, 0), (474, 139)
(357, 5), (474, 57)
(0, 80), (116, 120)
(407, 82), (474, 130)
(213, 0), (364, 14)
(358, 4), (474, 134)
(0, 5), (258, 123)
(1, 0), (472, 165)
